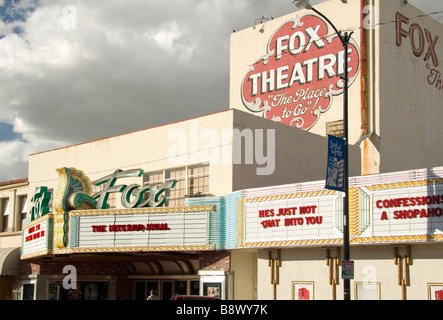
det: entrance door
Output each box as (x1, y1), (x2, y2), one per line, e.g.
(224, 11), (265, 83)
(162, 281), (173, 300)
(135, 281), (158, 300)
(134, 279), (199, 300)
(22, 283), (35, 300)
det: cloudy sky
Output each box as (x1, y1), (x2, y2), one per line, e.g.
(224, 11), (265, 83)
(0, 0), (441, 182)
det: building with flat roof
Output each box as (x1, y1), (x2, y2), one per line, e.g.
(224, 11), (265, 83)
(1, 0), (442, 300)
(0, 178), (28, 300)
(16, 108), (360, 300)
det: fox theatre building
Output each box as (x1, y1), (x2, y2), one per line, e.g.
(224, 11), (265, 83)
(16, 0), (443, 300)
(18, 109), (361, 300)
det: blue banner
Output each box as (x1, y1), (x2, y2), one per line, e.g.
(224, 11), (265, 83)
(326, 135), (345, 192)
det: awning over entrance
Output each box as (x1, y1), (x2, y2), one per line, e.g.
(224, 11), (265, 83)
(0, 247), (20, 276)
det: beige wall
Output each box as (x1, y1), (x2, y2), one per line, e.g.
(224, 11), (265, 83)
(230, 250), (257, 300)
(257, 244), (443, 300)
(231, 109), (361, 191)
(28, 110), (235, 203)
(28, 109), (361, 207)
(0, 180), (28, 248)
(376, 1), (443, 173)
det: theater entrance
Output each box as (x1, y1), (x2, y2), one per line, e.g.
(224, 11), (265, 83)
(133, 278), (200, 300)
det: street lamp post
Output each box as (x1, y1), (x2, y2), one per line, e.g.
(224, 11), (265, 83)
(292, 0), (352, 300)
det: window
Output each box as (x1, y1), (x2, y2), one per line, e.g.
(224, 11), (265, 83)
(134, 280), (199, 300)
(92, 184), (117, 208)
(1, 198), (9, 232)
(190, 280), (200, 295)
(174, 281), (187, 296)
(326, 120), (344, 138)
(188, 165), (209, 196)
(144, 171), (164, 185)
(47, 188), (54, 212)
(203, 282), (222, 298)
(48, 281), (108, 300)
(19, 195), (27, 229)
(143, 164), (210, 207)
(166, 167), (186, 206)
(22, 283), (35, 300)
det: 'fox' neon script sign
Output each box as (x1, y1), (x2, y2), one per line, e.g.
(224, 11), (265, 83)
(93, 169), (176, 209)
(29, 167), (176, 223)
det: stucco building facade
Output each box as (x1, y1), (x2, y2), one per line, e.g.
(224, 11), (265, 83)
(0, 0), (442, 300)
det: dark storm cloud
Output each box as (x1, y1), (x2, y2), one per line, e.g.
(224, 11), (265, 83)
(0, 0), (440, 181)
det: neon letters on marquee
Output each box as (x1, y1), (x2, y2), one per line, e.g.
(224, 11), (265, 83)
(376, 194), (443, 220)
(29, 186), (51, 221)
(28, 167), (177, 223)
(25, 223), (45, 242)
(258, 205), (321, 229)
(93, 169), (176, 209)
(29, 167), (177, 248)
(241, 14), (360, 130)
(91, 223), (170, 232)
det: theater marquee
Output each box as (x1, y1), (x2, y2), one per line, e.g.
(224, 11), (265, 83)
(244, 192), (341, 246)
(21, 167), (222, 259)
(241, 174), (443, 248)
(67, 206), (216, 253)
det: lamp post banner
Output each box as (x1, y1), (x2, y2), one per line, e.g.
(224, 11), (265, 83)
(326, 134), (345, 192)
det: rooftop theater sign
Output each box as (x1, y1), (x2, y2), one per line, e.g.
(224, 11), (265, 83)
(241, 14), (360, 130)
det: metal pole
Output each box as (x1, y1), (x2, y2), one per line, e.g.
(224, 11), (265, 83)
(312, 6), (352, 300)
(295, 2), (353, 300)
(342, 32), (351, 301)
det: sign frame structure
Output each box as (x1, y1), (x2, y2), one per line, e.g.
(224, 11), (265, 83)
(240, 13), (360, 131)
(64, 205), (218, 254)
(21, 167), (225, 259)
(21, 214), (54, 259)
(22, 204), (222, 258)
(242, 189), (343, 248)
(239, 169), (443, 249)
